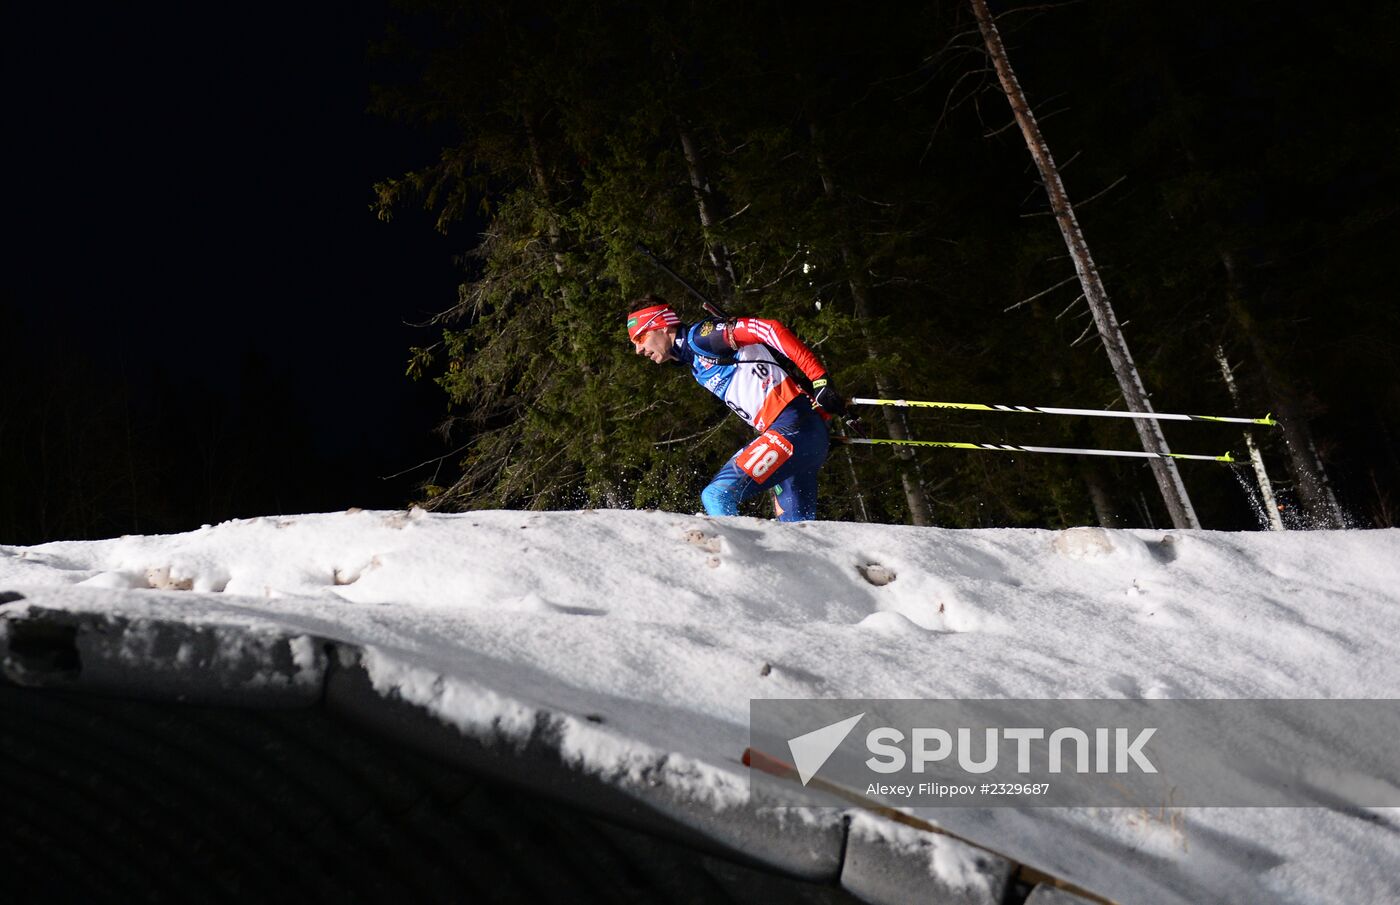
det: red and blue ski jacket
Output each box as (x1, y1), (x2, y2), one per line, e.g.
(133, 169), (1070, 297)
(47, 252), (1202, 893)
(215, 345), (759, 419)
(674, 317), (829, 433)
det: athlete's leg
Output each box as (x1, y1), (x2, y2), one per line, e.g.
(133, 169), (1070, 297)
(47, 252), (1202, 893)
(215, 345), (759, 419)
(770, 476), (796, 520)
(772, 410), (828, 522)
(700, 455), (754, 516)
(774, 468), (820, 522)
(702, 406), (829, 520)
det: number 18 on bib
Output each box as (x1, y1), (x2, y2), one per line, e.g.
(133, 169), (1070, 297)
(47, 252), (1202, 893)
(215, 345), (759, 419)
(736, 430), (794, 483)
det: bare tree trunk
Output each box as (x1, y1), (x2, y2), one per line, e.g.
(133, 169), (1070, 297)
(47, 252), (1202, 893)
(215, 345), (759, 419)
(850, 269), (935, 527)
(1219, 253), (1345, 528)
(811, 125), (934, 526)
(841, 447), (872, 522)
(1080, 463), (1126, 527)
(677, 124), (737, 301)
(1214, 344), (1284, 530)
(971, 0), (1200, 529)
(523, 113), (566, 277)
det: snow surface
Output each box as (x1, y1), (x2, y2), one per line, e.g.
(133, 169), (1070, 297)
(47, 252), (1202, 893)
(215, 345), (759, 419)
(3, 510), (1398, 904)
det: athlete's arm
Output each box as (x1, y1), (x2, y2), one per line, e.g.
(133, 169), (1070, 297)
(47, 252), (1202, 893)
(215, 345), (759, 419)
(728, 318), (827, 382)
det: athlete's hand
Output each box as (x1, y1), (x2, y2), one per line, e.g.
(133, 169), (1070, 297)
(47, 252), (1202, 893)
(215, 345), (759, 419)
(812, 378), (847, 417)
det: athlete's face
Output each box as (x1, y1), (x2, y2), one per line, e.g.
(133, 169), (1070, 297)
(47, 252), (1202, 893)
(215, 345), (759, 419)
(633, 327), (678, 364)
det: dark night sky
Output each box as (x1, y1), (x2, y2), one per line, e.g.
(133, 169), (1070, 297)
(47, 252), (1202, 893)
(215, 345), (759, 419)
(11, 3), (463, 514)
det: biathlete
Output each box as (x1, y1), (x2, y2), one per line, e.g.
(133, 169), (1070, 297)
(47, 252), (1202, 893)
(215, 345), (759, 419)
(625, 295), (850, 522)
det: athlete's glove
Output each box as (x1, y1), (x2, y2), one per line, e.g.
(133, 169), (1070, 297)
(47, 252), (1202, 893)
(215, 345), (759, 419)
(811, 378), (847, 417)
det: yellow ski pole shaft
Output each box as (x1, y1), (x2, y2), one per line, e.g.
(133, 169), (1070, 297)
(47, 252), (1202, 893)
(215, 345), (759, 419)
(836, 436), (1236, 464)
(850, 397), (1276, 427)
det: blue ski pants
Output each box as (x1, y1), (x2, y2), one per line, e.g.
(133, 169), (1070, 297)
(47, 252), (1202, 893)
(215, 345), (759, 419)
(701, 403), (830, 522)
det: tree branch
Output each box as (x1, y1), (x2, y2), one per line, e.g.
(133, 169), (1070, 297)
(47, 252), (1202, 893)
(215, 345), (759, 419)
(1004, 274), (1079, 312)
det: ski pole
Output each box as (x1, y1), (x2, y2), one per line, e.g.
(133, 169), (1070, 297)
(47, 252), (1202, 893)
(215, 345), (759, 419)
(850, 397), (1276, 427)
(837, 436), (1236, 463)
(634, 242), (729, 319)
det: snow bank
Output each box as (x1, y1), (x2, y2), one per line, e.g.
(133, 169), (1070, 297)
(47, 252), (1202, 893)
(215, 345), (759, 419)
(3, 510), (1398, 904)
